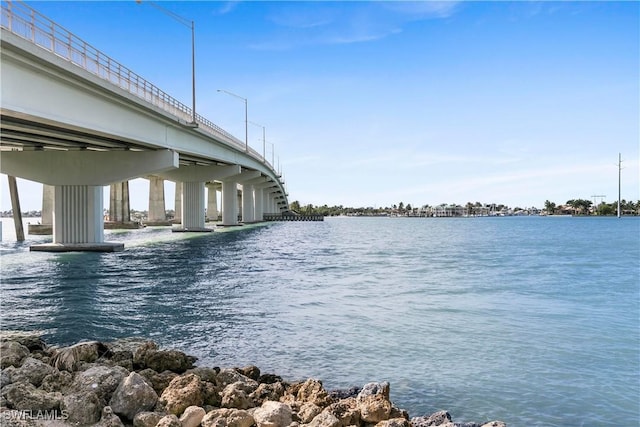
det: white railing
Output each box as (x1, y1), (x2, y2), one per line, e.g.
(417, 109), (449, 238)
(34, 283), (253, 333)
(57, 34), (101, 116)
(0, 0), (276, 172)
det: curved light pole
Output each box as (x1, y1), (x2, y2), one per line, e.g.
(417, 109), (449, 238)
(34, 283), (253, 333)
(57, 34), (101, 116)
(136, 0), (197, 127)
(217, 89), (248, 152)
(248, 121), (266, 163)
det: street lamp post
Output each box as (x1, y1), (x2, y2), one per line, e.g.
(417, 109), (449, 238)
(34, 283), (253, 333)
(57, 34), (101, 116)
(249, 121), (266, 163)
(217, 89), (248, 153)
(136, 0), (197, 126)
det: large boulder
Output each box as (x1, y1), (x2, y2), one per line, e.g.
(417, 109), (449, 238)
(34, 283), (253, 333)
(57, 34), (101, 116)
(221, 381), (253, 409)
(2, 382), (62, 412)
(253, 401), (292, 427)
(69, 365), (129, 403)
(179, 405), (206, 427)
(61, 391), (102, 425)
(143, 350), (196, 374)
(159, 373), (204, 416)
(106, 338), (158, 370)
(358, 394), (392, 424)
(11, 357), (56, 387)
(292, 378), (333, 408)
(109, 372), (158, 420)
(0, 341), (30, 369)
(200, 408), (254, 427)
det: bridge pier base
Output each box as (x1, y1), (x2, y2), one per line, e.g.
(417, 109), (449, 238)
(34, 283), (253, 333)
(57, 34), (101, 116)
(31, 185), (124, 252)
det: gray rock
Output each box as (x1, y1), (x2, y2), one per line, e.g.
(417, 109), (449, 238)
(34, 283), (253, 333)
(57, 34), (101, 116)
(357, 381), (390, 400)
(109, 372), (158, 420)
(40, 370), (73, 393)
(106, 338), (158, 370)
(2, 381), (62, 412)
(0, 341), (30, 369)
(69, 365), (128, 403)
(137, 369), (178, 396)
(185, 366), (218, 383)
(1, 367), (13, 387)
(0, 331), (46, 352)
(11, 357), (56, 387)
(143, 350), (196, 374)
(216, 368), (258, 390)
(236, 365), (260, 381)
(132, 411), (164, 427)
(61, 391), (102, 425)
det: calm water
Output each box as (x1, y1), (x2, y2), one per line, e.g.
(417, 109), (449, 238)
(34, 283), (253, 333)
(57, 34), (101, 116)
(1, 216), (638, 426)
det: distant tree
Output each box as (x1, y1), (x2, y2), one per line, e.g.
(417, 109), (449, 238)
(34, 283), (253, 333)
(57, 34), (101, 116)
(398, 202), (404, 211)
(597, 202), (614, 216)
(290, 200), (301, 212)
(406, 203), (412, 211)
(544, 200), (556, 214)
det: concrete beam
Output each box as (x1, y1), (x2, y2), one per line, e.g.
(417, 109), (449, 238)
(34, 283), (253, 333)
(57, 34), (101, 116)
(158, 164), (241, 183)
(0, 150), (178, 185)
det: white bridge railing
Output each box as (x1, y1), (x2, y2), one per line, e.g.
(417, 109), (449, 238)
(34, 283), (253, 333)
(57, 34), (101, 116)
(0, 0), (274, 172)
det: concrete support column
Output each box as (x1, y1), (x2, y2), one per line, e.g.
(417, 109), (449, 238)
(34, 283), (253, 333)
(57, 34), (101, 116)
(237, 190), (243, 221)
(254, 188), (264, 221)
(179, 181), (207, 231)
(242, 184), (255, 223)
(174, 182), (182, 223)
(206, 184), (220, 222)
(42, 184), (54, 225)
(221, 180), (238, 226)
(147, 176), (166, 222)
(109, 181), (130, 222)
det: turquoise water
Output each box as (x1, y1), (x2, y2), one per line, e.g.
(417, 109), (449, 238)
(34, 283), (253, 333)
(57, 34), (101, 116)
(1, 216), (638, 426)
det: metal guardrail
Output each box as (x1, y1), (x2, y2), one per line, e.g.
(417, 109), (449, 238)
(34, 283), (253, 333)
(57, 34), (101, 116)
(0, 0), (278, 175)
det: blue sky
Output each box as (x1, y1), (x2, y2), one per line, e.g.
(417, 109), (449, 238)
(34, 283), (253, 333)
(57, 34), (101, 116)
(1, 0), (638, 211)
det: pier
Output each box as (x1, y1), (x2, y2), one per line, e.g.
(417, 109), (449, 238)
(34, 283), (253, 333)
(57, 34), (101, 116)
(264, 213), (324, 222)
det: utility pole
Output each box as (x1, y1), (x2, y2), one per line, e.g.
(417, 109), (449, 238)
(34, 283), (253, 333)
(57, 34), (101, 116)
(618, 153), (622, 218)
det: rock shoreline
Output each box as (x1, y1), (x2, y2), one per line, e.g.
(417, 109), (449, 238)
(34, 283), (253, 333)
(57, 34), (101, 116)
(0, 332), (506, 427)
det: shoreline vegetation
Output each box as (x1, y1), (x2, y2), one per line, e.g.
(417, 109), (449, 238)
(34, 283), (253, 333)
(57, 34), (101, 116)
(0, 332), (506, 427)
(2, 198), (639, 222)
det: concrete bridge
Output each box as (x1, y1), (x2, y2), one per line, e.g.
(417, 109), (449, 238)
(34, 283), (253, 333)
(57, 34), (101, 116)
(0, 1), (289, 251)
